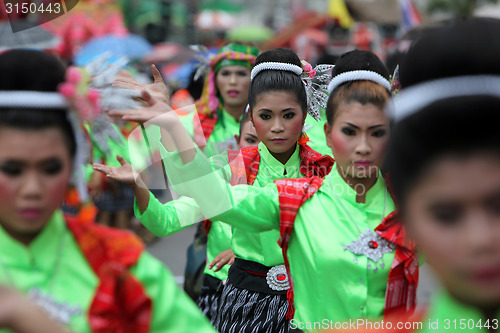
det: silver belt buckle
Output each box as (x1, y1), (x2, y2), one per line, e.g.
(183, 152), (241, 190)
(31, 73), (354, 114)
(266, 264), (290, 291)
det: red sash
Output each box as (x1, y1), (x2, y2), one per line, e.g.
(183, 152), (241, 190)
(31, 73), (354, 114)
(65, 216), (152, 333)
(275, 177), (418, 320)
(192, 109), (218, 150)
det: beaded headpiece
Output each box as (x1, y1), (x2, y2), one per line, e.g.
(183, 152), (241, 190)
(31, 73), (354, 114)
(250, 60), (333, 121)
(327, 70), (391, 93)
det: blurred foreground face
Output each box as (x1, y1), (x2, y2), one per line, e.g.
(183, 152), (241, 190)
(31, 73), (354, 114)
(405, 153), (500, 308)
(0, 128), (72, 244)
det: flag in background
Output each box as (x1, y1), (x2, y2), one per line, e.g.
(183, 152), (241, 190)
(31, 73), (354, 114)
(328, 0), (354, 29)
(399, 0), (422, 32)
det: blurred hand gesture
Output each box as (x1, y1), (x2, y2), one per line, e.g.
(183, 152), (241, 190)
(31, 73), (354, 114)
(93, 155), (144, 188)
(108, 90), (180, 130)
(113, 64), (170, 105)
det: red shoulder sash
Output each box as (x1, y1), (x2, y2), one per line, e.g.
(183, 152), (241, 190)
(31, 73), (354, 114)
(65, 216), (152, 333)
(275, 176), (324, 320)
(192, 110), (218, 149)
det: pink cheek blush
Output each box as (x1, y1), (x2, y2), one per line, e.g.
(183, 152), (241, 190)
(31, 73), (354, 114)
(330, 130), (350, 157)
(287, 117), (304, 136)
(252, 119), (268, 137)
(0, 180), (15, 201)
(47, 177), (72, 208)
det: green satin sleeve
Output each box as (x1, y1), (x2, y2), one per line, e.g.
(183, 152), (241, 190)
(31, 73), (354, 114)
(136, 149), (234, 280)
(129, 252), (216, 332)
(133, 192), (202, 237)
(420, 291), (499, 333)
(304, 108), (332, 157)
(161, 146), (280, 233)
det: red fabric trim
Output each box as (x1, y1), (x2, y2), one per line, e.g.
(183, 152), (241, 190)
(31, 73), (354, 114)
(275, 177), (324, 319)
(242, 269), (267, 277)
(193, 111), (218, 149)
(65, 215), (152, 333)
(298, 144), (334, 178)
(227, 145), (260, 186)
(226, 144), (334, 186)
(376, 211), (419, 317)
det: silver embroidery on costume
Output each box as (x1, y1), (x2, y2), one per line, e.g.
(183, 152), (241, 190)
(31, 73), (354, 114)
(344, 228), (396, 263)
(29, 288), (82, 327)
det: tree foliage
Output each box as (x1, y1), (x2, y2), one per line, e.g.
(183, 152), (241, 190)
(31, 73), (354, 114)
(427, 0), (499, 18)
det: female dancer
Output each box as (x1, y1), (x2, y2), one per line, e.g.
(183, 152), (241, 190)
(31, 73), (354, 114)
(111, 41), (260, 313)
(154, 49), (418, 330)
(0, 49), (215, 332)
(384, 18), (500, 333)
(96, 48), (334, 331)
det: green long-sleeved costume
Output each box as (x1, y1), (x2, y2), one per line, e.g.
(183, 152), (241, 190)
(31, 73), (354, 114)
(162, 150), (398, 326)
(0, 210), (215, 333)
(134, 142), (305, 279)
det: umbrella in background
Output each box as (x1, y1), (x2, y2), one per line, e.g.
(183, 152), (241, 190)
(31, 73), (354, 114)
(42, 2), (128, 60)
(195, 10), (236, 31)
(75, 34), (153, 66)
(227, 25), (274, 43)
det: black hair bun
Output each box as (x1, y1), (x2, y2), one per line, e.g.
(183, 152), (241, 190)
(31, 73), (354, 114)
(0, 49), (65, 92)
(400, 17), (500, 88)
(332, 50), (389, 80)
(255, 48), (301, 67)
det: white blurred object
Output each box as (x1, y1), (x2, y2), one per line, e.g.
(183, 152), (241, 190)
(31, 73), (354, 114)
(195, 10), (236, 31)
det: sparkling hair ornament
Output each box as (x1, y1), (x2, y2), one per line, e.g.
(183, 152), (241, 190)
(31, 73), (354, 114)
(327, 70), (392, 93)
(250, 60), (334, 121)
(390, 65), (401, 97)
(76, 54), (141, 156)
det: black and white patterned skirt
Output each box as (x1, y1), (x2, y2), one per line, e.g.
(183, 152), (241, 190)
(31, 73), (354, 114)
(213, 259), (290, 333)
(197, 274), (224, 323)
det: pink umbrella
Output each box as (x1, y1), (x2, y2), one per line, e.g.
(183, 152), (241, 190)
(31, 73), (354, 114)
(42, 2), (127, 60)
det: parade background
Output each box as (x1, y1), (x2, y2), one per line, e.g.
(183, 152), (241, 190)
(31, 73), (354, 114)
(1, 0), (500, 309)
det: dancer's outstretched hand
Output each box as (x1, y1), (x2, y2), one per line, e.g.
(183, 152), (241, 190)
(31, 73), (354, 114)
(93, 155), (144, 188)
(108, 90), (180, 130)
(113, 64), (170, 105)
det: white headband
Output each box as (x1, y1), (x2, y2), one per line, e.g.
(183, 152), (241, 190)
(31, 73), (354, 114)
(0, 91), (68, 109)
(327, 70), (391, 93)
(251, 62), (303, 80)
(389, 75), (500, 123)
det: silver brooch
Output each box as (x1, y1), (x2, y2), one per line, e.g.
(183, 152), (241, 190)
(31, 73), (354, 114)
(266, 265), (290, 291)
(344, 228), (396, 263)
